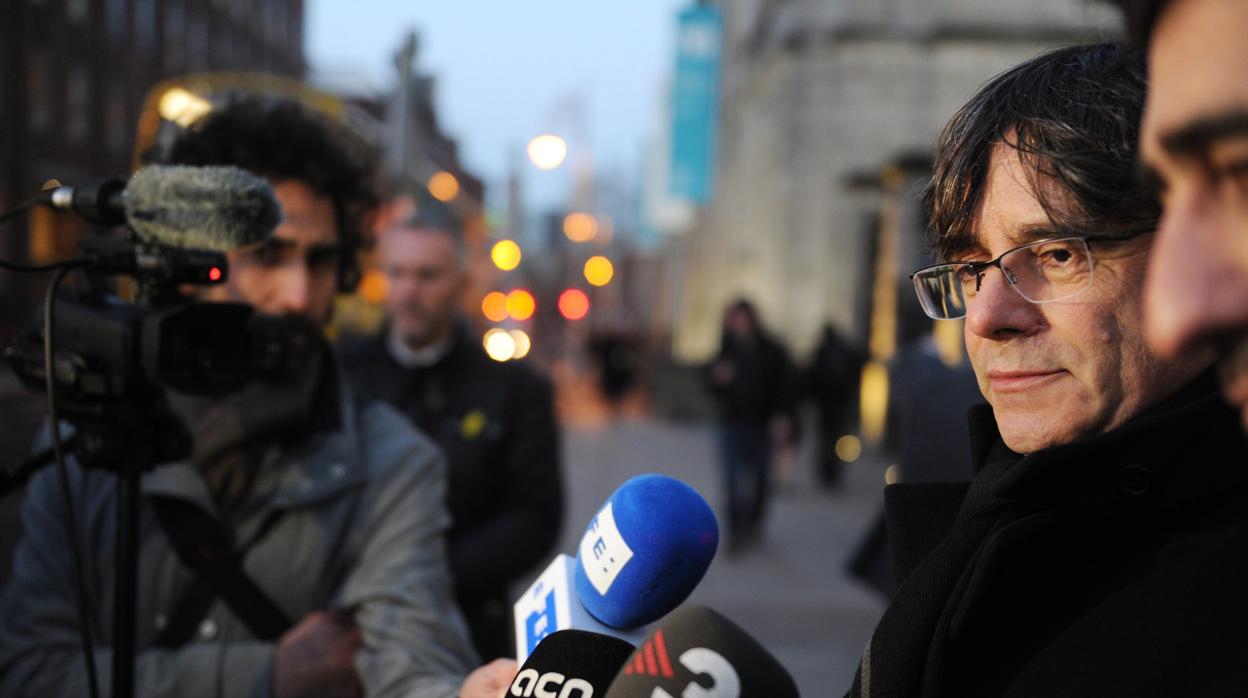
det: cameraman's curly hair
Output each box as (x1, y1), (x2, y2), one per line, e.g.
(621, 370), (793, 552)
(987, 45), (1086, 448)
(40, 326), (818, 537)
(160, 96), (379, 288)
(924, 43), (1158, 260)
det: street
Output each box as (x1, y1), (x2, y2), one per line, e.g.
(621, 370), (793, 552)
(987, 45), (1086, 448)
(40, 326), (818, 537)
(556, 415), (888, 695)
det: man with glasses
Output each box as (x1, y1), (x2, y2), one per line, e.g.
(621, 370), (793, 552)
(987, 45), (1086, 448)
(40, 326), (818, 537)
(847, 44), (1248, 698)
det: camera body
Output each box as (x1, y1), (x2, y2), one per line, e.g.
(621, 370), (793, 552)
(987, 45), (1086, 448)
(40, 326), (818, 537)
(4, 231), (303, 472)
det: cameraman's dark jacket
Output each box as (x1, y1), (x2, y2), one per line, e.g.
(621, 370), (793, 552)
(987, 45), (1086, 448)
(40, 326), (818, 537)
(340, 322), (563, 659)
(848, 372), (1248, 697)
(0, 351), (477, 698)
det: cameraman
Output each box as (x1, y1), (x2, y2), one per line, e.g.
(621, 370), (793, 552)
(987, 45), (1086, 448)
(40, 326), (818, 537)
(0, 97), (492, 697)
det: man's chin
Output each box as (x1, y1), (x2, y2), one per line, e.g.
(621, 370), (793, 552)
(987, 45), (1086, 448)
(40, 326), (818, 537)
(1217, 340), (1248, 432)
(993, 407), (1084, 455)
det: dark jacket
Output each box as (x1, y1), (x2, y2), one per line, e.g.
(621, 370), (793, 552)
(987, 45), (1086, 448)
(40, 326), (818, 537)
(849, 372), (1248, 697)
(339, 324), (563, 658)
(704, 331), (796, 427)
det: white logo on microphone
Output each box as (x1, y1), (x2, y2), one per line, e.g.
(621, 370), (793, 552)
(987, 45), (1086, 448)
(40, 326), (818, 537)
(509, 669), (595, 698)
(650, 648), (741, 698)
(579, 501), (635, 595)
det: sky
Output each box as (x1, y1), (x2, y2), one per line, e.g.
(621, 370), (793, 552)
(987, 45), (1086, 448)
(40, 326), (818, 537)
(306, 1), (689, 212)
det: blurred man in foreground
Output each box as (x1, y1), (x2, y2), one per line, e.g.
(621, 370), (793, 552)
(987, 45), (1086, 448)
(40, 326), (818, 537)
(1116, 0), (1248, 431)
(847, 44), (1248, 697)
(0, 96), (513, 697)
(340, 214), (563, 660)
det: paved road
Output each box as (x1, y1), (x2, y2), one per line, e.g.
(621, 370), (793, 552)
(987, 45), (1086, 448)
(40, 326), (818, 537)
(555, 416), (888, 696)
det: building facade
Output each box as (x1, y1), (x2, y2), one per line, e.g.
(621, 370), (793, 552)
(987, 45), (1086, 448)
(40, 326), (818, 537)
(667, 0), (1119, 362)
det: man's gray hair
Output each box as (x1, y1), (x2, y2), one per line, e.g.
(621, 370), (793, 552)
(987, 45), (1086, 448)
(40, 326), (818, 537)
(385, 209), (467, 267)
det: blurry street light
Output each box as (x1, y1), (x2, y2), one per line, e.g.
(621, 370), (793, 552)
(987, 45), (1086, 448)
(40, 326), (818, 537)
(483, 328), (516, 362)
(509, 329), (532, 359)
(558, 288), (590, 321)
(835, 435), (863, 463)
(482, 291), (509, 322)
(428, 171), (460, 202)
(491, 239), (522, 271)
(358, 269), (391, 304)
(583, 255), (614, 287)
(563, 212), (598, 242)
(506, 289), (536, 321)
(527, 134), (568, 170)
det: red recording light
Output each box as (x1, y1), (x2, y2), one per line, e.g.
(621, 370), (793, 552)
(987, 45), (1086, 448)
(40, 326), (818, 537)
(208, 267), (223, 282)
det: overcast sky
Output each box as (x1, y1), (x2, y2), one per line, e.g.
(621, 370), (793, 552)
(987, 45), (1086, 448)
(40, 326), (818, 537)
(306, 1), (688, 210)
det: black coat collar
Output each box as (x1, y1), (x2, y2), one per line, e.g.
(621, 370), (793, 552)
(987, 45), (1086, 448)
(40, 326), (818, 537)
(966, 370), (1248, 516)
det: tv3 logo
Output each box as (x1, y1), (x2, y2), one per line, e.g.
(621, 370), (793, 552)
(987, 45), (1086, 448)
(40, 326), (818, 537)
(652, 648), (741, 698)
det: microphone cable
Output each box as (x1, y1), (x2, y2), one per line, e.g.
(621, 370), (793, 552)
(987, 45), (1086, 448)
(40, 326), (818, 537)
(44, 263), (103, 698)
(0, 199), (100, 696)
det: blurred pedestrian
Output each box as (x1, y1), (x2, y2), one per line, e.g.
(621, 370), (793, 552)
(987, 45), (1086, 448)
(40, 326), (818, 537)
(805, 325), (865, 489)
(588, 315), (642, 411)
(846, 328), (980, 599)
(340, 213), (563, 660)
(883, 327), (981, 484)
(704, 298), (795, 554)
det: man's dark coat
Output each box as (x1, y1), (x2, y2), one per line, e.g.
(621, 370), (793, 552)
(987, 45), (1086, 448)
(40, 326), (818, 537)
(849, 373), (1248, 697)
(340, 325), (563, 659)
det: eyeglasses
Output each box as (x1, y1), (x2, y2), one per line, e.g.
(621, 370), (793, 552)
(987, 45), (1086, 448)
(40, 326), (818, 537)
(909, 230), (1152, 320)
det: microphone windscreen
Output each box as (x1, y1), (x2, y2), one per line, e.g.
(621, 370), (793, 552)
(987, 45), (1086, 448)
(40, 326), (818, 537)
(605, 605), (798, 698)
(124, 165), (280, 251)
(576, 474), (718, 629)
(507, 629), (635, 698)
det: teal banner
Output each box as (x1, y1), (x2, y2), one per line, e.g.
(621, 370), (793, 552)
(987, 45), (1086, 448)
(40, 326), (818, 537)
(669, 5), (722, 203)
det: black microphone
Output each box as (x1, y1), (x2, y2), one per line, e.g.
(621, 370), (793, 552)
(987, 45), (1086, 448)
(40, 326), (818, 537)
(604, 605), (798, 698)
(40, 165), (280, 251)
(507, 629), (635, 698)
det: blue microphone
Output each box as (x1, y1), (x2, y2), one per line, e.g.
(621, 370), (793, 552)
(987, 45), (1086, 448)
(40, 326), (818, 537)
(575, 474), (719, 629)
(514, 475), (719, 662)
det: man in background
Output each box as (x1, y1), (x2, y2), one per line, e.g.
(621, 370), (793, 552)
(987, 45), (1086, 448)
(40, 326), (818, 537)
(340, 213), (563, 660)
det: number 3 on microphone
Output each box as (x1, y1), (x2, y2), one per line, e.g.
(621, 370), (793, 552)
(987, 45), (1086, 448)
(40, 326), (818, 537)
(651, 648), (741, 698)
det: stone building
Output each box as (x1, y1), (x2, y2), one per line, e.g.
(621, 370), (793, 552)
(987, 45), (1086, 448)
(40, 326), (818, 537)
(668, 0), (1119, 362)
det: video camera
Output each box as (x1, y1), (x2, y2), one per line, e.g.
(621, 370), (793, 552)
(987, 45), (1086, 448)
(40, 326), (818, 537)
(1, 164), (284, 472)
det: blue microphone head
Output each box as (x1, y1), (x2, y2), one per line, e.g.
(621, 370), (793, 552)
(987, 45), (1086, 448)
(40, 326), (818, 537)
(575, 474), (719, 629)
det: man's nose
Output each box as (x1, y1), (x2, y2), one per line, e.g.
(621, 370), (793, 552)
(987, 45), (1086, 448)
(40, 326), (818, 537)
(964, 264), (1045, 340)
(273, 263), (312, 315)
(1144, 198), (1248, 359)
